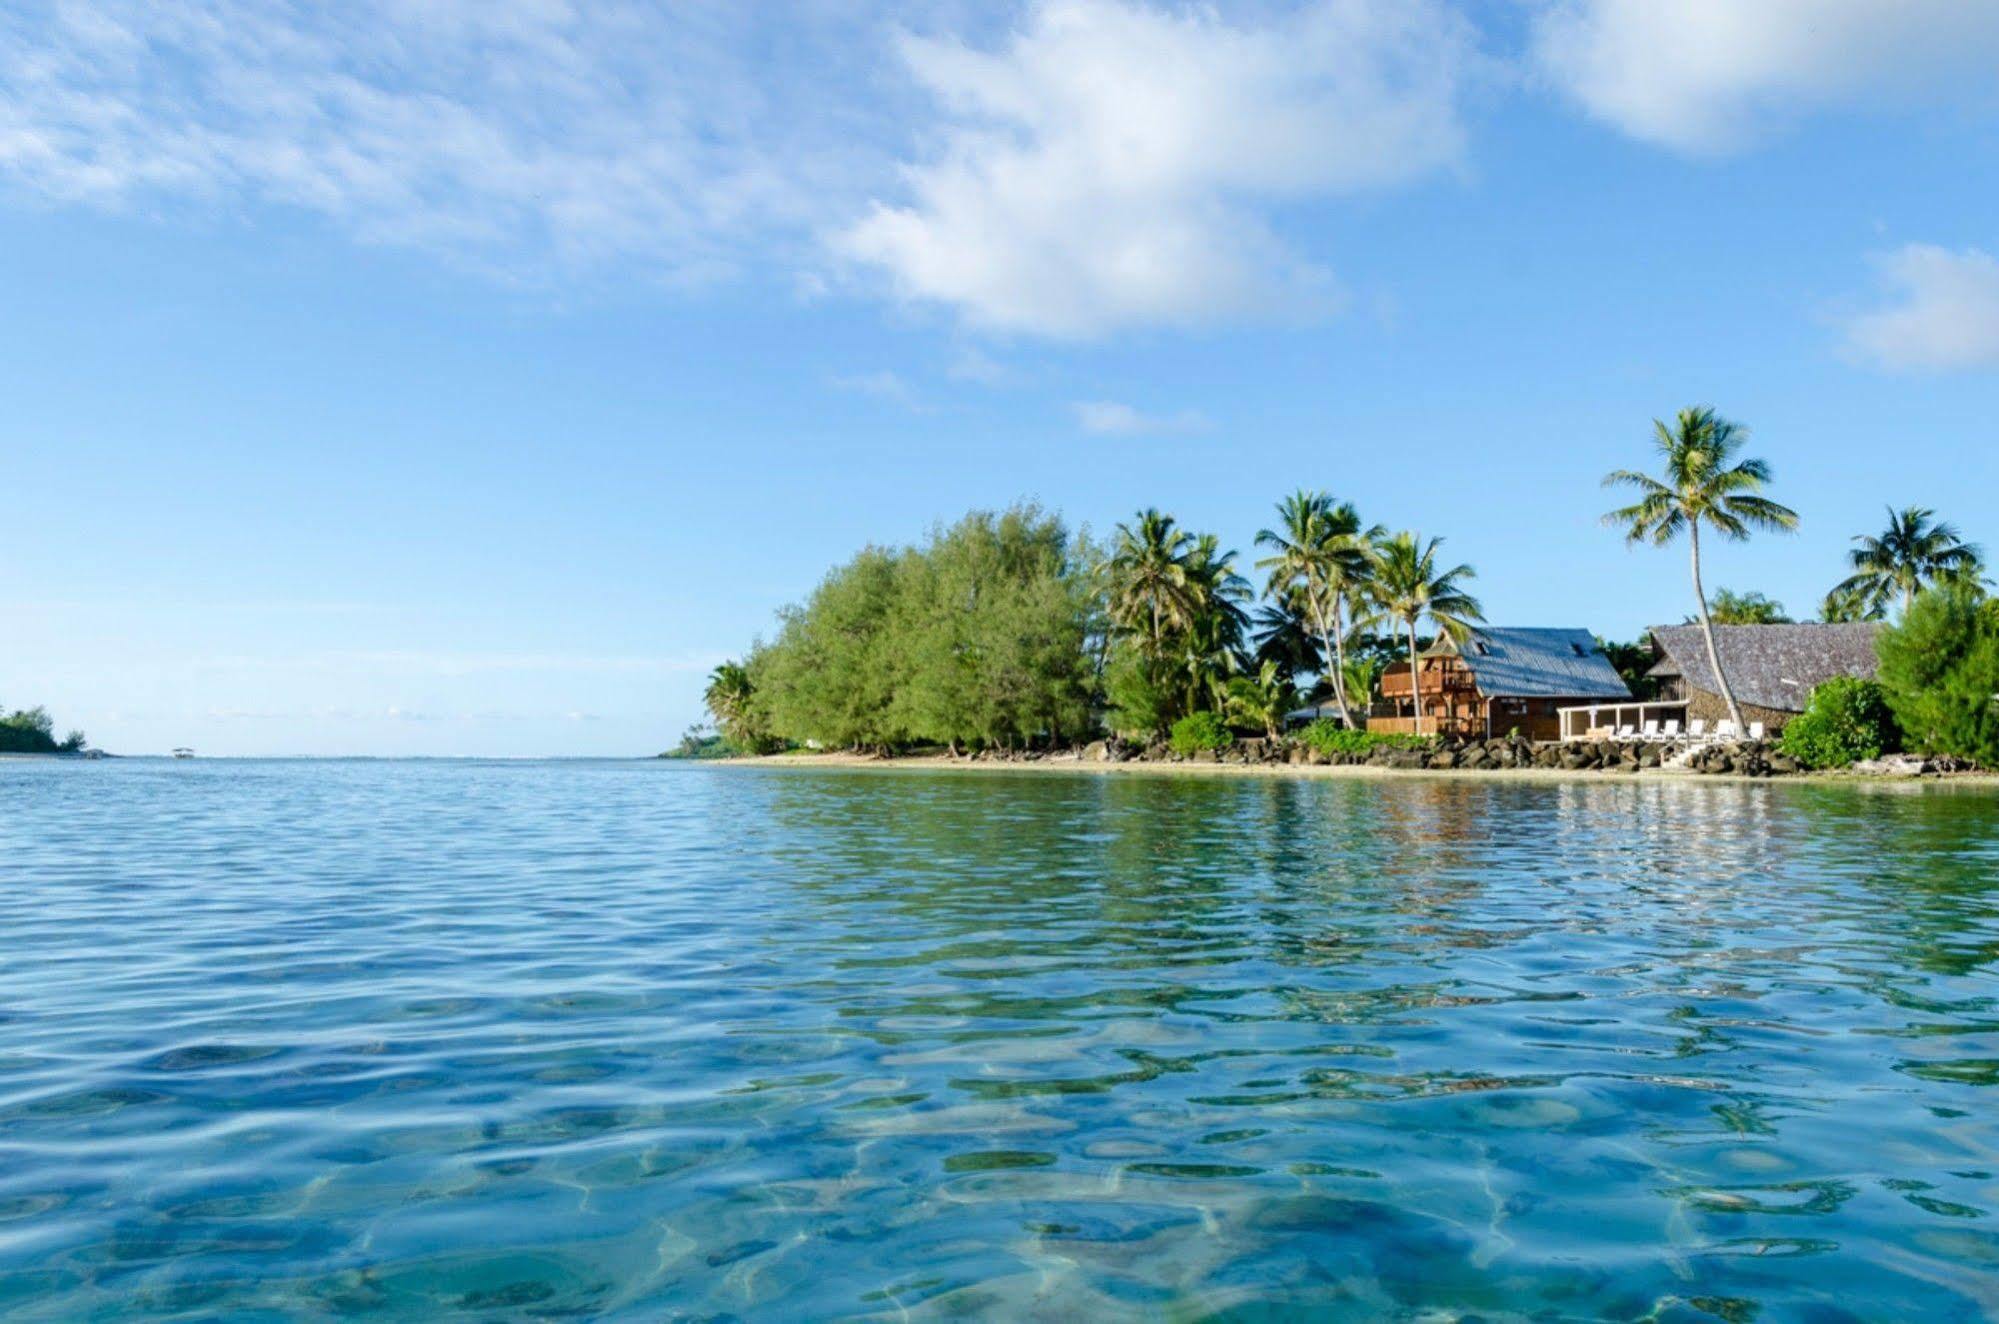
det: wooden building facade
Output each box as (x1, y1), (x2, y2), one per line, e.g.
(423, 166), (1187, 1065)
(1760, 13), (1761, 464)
(1371, 627), (1634, 741)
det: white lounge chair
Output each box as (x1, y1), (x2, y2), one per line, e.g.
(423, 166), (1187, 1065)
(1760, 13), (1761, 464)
(1715, 719), (1741, 741)
(1615, 724), (1637, 741)
(1748, 722), (1766, 741)
(1642, 719), (1661, 741)
(1687, 718), (1707, 742)
(1660, 719), (1682, 741)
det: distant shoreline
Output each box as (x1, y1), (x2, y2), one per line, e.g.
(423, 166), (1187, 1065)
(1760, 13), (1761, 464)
(715, 750), (1999, 790)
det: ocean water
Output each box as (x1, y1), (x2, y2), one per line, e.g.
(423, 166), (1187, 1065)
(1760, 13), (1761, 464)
(2, 759), (1997, 1321)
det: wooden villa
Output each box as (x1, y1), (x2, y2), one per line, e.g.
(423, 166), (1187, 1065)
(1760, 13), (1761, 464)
(1372, 627), (1633, 740)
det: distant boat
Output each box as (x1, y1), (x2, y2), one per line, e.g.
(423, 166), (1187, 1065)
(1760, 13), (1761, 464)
(172, 748), (195, 759)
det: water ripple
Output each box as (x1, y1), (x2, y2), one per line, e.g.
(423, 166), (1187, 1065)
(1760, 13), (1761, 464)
(2, 759), (1996, 1319)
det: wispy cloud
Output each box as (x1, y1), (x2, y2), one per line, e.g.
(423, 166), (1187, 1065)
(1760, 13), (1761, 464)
(829, 369), (929, 412)
(1841, 243), (1999, 373)
(1073, 400), (1208, 437)
(1531, 0), (1999, 153)
(835, 0), (1472, 337)
(0, 1), (912, 280)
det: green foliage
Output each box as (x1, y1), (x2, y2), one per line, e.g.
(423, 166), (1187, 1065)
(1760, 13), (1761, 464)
(1102, 639), (1170, 740)
(1602, 406), (1798, 729)
(1097, 508), (1253, 736)
(1168, 711), (1233, 756)
(756, 545), (913, 750)
(1835, 505), (1984, 618)
(662, 724), (732, 760)
(1819, 584), (1886, 623)
(1299, 720), (1434, 758)
(1694, 588), (1790, 624)
(0, 706), (84, 755)
(1779, 678), (1898, 769)
(1876, 583), (1999, 765)
(703, 660), (780, 754)
(1224, 660), (1297, 739)
(1596, 636), (1659, 700)
(751, 503), (1095, 752)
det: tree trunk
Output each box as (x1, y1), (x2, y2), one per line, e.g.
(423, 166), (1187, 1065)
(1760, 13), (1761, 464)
(1407, 619), (1425, 730)
(1313, 592), (1354, 729)
(1329, 594), (1357, 729)
(1690, 523), (1747, 731)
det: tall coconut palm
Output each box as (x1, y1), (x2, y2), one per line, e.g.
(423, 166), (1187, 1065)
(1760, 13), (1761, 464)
(1369, 532), (1483, 730)
(1102, 509), (1196, 666)
(1253, 491), (1381, 728)
(1833, 505), (1983, 618)
(1603, 406), (1799, 731)
(1179, 534), (1251, 715)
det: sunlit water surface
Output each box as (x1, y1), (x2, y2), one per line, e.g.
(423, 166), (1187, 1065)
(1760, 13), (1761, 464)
(3, 760), (1998, 1320)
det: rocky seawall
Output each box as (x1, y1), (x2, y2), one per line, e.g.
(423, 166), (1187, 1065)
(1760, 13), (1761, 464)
(938, 736), (1973, 779)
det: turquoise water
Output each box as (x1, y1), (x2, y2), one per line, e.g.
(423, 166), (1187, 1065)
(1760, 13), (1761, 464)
(3, 761), (1998, 1320)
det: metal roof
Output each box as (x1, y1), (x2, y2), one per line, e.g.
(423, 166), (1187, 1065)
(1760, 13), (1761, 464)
(1646, 623), (1885, 712)
(1433, 627), (1633, 699)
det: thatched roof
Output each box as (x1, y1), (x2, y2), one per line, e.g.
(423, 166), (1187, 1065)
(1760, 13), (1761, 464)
(1647, 623), (1885, 712)
(1434, 627), (1632, 699)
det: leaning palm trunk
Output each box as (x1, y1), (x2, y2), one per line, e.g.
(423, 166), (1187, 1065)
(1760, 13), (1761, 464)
(1689, 524), (1747, 731)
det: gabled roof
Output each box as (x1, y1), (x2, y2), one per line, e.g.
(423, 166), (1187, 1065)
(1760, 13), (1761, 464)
(1646, 623), (1884, 712)
(1433, 627), (1633, 699)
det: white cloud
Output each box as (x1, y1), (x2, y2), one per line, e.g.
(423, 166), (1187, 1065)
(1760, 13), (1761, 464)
(836, 0), (1471, 338)
(0, 0), (915, 279)
(1532, 0), (1999, 152)
(1842, 244), (1999, 373)
(1073, 400), (1207, 436)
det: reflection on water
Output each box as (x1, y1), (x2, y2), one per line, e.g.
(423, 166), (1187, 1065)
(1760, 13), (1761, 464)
(2, 760), (1997, 1319)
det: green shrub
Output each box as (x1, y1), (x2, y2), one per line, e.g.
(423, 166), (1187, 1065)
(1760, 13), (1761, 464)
(1299, 719), (1435, 758)
(1779, 677), (1898, 768)
(1877, 583), (1999, 766)
(1169, 711), (1233, 756)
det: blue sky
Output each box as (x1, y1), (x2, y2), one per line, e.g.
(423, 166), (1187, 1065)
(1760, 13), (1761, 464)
(4, 0), (1996, 756)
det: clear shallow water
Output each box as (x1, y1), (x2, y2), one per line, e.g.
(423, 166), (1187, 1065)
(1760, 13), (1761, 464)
(3, 761), (1998, 1321)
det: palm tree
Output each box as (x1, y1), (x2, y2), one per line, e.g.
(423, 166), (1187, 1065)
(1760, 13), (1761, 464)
(1227, 660), (1298, 740)
(1369, 532), (1483, 730)
(1253, 491), (1381, 728)
(1339, 653), (1383, 719)
(1833, 505), (1983, 618)
(704, 661), (754, 731)
(1179, 534), (1251, 716)
(1819, 583), (1886, 623)
(1603, 406), (1799, 731)
(1251, 585), (1323, 680)
(1102, 509), (1196, 666)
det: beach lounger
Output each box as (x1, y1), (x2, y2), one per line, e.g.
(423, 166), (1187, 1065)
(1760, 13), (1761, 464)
(1715, 720), (1740, 740)
(1615, 724), (1637, 741)
(1641, 720), (1660, 741)
(1748, 722), (1766, 741)
(1660, 720), (1681, 741)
